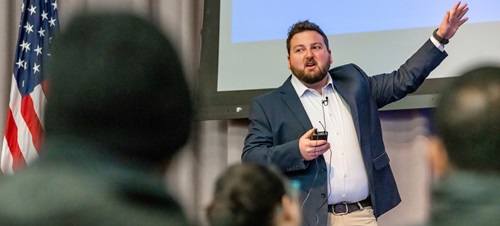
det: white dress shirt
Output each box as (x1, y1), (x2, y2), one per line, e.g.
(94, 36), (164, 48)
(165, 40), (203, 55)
(291, 74), (369, 204)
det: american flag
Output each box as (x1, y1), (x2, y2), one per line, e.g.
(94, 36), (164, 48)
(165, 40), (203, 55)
(1, 0), (59, 174)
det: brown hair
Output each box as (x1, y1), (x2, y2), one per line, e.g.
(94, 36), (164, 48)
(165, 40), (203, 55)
(286, 20), (329, 54)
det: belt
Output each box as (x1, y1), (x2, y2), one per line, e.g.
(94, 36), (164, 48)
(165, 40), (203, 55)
(328, 197), (372, 215)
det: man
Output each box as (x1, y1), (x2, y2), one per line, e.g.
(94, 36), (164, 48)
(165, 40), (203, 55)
(0, 13), (192, 225)
(428, 66), (500, 225)
(242, 2), (468, 226)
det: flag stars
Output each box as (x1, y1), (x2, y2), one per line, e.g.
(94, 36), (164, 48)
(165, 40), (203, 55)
(24, 22), (34, 34)
(49, 17), (57, 27)
(20, 40), (31, 52)
(28, 5), (36, 15)
(41, 11), (48, 20)
(38, 27), (45, 37)
(33, 63), (41, 74)
(10, 0), (59, 101)
(35, 45), (43, 56)
(16, 59), (25, 69)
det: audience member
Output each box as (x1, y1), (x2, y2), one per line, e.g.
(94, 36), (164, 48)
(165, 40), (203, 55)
(0, 12), (192, 225)
(428, 65), (500, 225)
(207, 163), (301, 226)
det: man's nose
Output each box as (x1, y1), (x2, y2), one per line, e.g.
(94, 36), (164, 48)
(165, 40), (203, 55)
(305, 50), (314, 59)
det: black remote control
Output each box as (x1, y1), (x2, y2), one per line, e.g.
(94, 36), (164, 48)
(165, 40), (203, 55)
(311, 130), (328, 140)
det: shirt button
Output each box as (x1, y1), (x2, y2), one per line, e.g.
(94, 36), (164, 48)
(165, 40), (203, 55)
(321, 193), (326, 198)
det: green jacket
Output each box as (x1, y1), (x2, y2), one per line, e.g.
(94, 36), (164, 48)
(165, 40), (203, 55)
(428, 170), (500, 225)
(0, 138), (189, 226)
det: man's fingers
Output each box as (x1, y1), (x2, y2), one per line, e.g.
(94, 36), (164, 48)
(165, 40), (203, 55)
(458, 18), (468, 27)
(452, 1), (461, 12)
(457, 3), (468, 12)
(457, 7), (469, 20)
(449, 1), (460, 18)
(445, 5), (468, 26)
(453, 3), (468, 19)
(443, 11), (450, 24)
(451, 7), (468, 27)
(302, 128), (317, 139)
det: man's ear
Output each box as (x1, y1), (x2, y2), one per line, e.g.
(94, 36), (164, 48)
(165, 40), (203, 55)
(278, 195), (301, 226)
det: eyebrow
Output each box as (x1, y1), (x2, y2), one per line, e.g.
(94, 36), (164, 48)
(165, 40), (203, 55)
(292, 42), (323, 49)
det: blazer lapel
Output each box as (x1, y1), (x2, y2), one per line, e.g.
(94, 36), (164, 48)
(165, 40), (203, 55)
(279, 77), (312, 131)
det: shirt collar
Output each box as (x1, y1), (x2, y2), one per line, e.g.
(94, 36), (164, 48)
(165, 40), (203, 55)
(290, 73), (333, 97)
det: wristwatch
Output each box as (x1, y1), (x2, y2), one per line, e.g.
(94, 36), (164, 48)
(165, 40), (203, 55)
(433, 28), (449, 45)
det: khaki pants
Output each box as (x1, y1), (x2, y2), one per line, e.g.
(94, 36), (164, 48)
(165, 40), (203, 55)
(328, 207), (377, 226)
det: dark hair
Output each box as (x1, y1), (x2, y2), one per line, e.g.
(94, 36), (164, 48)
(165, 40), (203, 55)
(45, 13), (192, 166)
(206, 163), (291, 226)
(434, 65), (500, 173)
(286, 20), (329, 54)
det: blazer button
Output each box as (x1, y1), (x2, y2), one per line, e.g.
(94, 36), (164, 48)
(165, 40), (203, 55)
(321, 193), (326, 198)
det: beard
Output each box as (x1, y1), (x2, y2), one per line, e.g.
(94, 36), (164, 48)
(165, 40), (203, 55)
(290, 59), (329, 85)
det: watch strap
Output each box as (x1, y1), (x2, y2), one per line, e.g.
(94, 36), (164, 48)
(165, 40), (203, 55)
(433, 28), (449, 45)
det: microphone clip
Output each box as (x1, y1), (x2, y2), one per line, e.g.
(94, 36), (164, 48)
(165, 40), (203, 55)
(322, 96), (329, 106)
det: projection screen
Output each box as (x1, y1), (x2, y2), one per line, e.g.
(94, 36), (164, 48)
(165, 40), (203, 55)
(196, 0), (500, 120)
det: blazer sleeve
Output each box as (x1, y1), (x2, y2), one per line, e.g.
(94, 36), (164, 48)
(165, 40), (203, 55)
(367, 39), (448, 108)
(242, 96), (309, 172)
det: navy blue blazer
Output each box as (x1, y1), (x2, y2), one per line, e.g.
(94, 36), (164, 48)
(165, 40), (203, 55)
(242, 39), (447, 226)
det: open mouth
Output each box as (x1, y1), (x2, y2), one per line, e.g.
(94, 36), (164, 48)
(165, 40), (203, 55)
(305, 61), (317, 69)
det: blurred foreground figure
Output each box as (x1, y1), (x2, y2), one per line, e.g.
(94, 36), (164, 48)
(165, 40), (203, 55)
(428, 65), (500, 225)
(207, 163), (301, 226)
(0, 12), (192, 225)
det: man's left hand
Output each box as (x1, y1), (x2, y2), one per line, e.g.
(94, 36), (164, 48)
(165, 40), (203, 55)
(437, 1), (469, 40)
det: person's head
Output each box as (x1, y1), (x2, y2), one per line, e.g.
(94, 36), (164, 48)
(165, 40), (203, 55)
(286, 20), (332, 86)
(45, 13), (192, 167)
(206, 163), (300, 226)
(434, 65), (500, 174)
